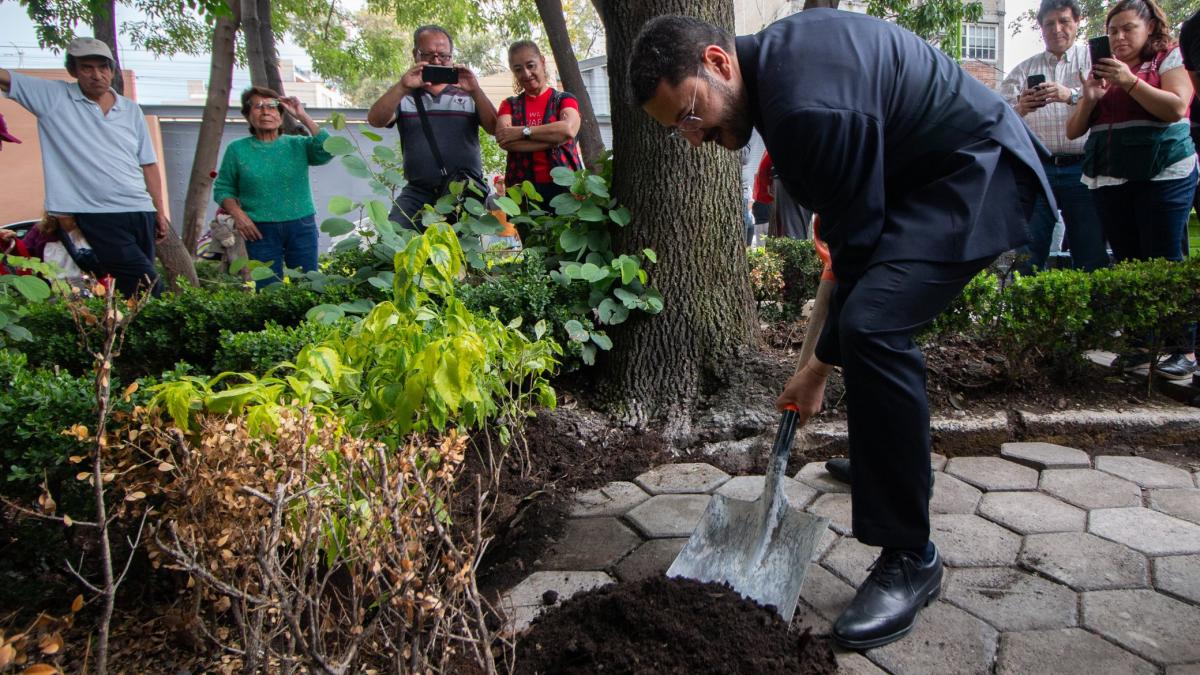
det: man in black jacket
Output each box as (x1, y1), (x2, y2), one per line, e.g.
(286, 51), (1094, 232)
(631, 11), (1052, 649)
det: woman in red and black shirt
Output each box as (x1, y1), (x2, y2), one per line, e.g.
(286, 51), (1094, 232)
(495, 40), (583, 233)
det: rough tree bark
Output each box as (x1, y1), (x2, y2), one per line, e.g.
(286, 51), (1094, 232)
(90, 0), (124, 95)
(594, 0), (758, 439)
(258, 0), (283, 94)
(241, 0), (269, 86)
(536, 0), (606, 169)
(181, 2), (239, 253)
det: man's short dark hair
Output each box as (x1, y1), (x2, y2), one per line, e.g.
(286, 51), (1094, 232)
(64, 54), (114, 76)
(1035, 0), (1082, 23)
(413, 25), (453, 52)
(628, 15), (733, 106)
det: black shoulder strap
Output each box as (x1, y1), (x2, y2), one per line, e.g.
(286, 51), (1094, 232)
(412, 91), (448, 181)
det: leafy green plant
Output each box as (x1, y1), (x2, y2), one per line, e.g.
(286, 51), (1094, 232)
(0, 255), (64, 344)
(213, 320), (345, 375)
(746, 246), (787, 322)
(762, 237), (824, 318)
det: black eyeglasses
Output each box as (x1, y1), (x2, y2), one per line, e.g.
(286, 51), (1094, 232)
(417, 50), (453, 64)
(667, 67), (704, 141)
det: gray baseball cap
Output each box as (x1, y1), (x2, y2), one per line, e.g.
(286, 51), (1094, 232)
(66, 37), (114, 62)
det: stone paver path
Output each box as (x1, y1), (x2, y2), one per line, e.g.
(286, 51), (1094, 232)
(501, 450), (1200, 672)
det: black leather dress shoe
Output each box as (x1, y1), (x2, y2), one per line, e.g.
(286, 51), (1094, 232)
(832, 545), (943, 650)
(823, 457), (935, 498)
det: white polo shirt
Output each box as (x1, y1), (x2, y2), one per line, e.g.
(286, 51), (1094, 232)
(5, 71), (156, 213)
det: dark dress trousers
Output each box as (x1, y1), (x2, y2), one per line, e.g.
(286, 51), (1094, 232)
(736, 10), (1053, 548)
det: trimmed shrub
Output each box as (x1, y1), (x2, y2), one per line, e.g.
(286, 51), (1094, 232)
(747, 246), (787, 322)
(762, 237), (823, 315)
(213, 320), (344, 375)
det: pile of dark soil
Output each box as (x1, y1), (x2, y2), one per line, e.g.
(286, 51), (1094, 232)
(514, 577), (837, 674)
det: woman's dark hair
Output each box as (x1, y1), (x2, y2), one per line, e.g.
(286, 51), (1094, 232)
(1106, 0), (1175, 61)
(508, 40), (543, 60)
(628, 15), (733, 106)
(240, 85), (283, 134)
(1035, 0), (1081, 24)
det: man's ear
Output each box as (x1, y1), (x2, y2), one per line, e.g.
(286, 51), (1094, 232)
(702, 45), (736, 82)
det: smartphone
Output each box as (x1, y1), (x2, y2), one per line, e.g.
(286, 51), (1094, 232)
(1026, 73), (1046, 89)
(1088, 35), (1111, 64)
(422, 65), (459, 85)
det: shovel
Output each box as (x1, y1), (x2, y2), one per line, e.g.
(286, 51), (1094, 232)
(668, 242), (836, 623)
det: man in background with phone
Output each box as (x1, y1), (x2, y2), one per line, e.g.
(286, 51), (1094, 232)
(1000, 0), (1107, 274)
(367, 25), (497, 228)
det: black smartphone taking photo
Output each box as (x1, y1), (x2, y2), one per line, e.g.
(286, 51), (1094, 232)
(1088, 35), (1111, 66)
(422, 65), (459, 85)
(1026, 73), (1046, 89)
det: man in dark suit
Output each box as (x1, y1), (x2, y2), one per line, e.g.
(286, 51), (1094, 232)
(630, 11), (1052, 649)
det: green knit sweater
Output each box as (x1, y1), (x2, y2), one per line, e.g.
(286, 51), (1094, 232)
(213, 129), (333, 223)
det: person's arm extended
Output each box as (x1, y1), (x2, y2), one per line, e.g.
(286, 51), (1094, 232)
(141, 164), (170, 240)
(1128, 66), (1192, 123)
(456, 66), (497, 134)
(367, 64), (423, 128)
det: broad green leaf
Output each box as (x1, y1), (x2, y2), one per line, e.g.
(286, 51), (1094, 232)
(306, 304), (345, 324)
(250, 266), (276, 281)
(581, 343), (597, 365)
(372, 145), (396, 162)
(330, 112), (347, 131)
(339, 299), (375, 314)
(578, 201), (605, 222)
(323, 135), (354, 156)
(9, 275), (50, 301)
(550, 166), (576, 186)
(618, 257), (640, 284)
(611, 207), (632, 227)
(643, 248), (657, 263)
(591, 332), (613, 350)
(463, 197), (487, 217)
(534, 319), (548, 340)
(613, 287), (639, 306)
(564, 319), (588, 342)
(581, 263), (609, 283)
(333, 235), (362, 253)
(586, 230), (611, 253)
(361, 130), (383, 142)
(328, 195), (354, 215)
(550, 193), (582, 215)
(521, 181), (543, 202)
(321, 217), (355, 236)
(367, 200), (391, 227)
(495, 196), (521, 217)
(341, 155), (371, 178)
(585, 174), (610, 198)
(598, 298), (629, 324)
(559, 228), (587, 253)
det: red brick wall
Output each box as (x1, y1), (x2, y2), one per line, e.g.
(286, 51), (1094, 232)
(962, 61), (999, 90)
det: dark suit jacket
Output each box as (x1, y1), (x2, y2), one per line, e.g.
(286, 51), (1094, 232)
(736, 10), (1054, 282)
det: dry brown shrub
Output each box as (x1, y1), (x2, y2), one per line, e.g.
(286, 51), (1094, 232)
(107, 409), (505, 674)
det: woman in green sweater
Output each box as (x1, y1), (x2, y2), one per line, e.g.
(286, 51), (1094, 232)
(213, 86), (333, 286)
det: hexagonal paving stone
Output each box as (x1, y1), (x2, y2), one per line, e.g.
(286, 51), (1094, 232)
(715, 474), (817, 508)
(795, 461), (850, 493)
(634, 463), (730, 495)
(866, 601), (998, 675)
(1082, 589), (1200, 664)
(837, 651), (888, 674)
(931, 514), (1021, 567)
(1154, 555), (1200, 604)
(1018, 532), (1149, 591)
(822, 536), (878, 587)
(1089, 507), (1200, 556)
(1000, 442), (1091, 470)
(1168, 665), (1200, 675)
(942, 567), (1077, 631)
(808, 493), (853, 535)
(945, 457), (1039, 491)
(1095, 456), (1194, 489)
(1195, 470), (1200, 487)
(978, 491), (1086, 534)
(625, 494), (712, 539)
(499, 571), (614, 633)
(812, 526), (838, 561)
(539, 518), (642, 571)
(930, 452), (948, 471)
(569, 481), (650, 517)
(613, 538), (687, 582)
(930, 472), (984, 515)
(1040, 469), (1142, 510)
(798, 563), (856, 623)
(997, 628), (1157, 675)
(1148, 488), (1200, 526)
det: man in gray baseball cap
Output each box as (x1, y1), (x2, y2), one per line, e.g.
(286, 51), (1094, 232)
(0, 36), (168, 296)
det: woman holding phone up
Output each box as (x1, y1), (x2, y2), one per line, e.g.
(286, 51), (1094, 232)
(1067, 0), (1197, 379)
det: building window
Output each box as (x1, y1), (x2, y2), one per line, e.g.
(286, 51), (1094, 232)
(962, 23), (998, 62)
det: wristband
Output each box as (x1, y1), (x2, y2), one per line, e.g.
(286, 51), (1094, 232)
(1126, 78), (1140, 94)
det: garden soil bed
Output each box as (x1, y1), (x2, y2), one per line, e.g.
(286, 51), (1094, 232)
(513, 576), (836, 675)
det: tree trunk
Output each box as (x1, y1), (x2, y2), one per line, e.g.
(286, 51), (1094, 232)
(594, 0), (758, 438)
(241, 0), (269, 87)
(258, 0), (282, 94)
(536, 0), (606, 169)
(181, 3), (238, 253)
(90, 0), (123, 95)
(157, 223), (201, 290)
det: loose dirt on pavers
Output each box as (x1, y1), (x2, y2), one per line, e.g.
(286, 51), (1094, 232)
(512, 576), (837, 674)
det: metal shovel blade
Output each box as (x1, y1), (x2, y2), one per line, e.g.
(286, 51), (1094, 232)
(666, 410), (829, 623)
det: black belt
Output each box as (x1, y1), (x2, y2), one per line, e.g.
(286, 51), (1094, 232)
(1047, 154), (1084, 167)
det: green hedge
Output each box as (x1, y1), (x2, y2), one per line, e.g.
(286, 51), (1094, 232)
(16, 283), (354, 378)
(213, 320), (344, 375)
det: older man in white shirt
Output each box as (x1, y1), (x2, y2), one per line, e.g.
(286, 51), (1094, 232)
(1000, 0), (1107, 274)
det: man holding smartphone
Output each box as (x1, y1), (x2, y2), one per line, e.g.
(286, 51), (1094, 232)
(1000, 0), (1107, 274)
(367, 25), (497, 228)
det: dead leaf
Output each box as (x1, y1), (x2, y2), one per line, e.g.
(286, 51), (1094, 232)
(157, 462), (175, 472)
(213, 596), (231, 613)
(71, 595), (84, 613)
(63, 425), (89, 441)
(37, 633), (62, 655)
(22, 664), (58, 674)
(122, 382), (139, 400)
(68, 455), (84, 464)
(75, 472), (90, 482)
(62, 515), (73, 527)
(92, 281), (107, 297)
(0, 644), (13, 669)
(125, 491), (146, 502)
